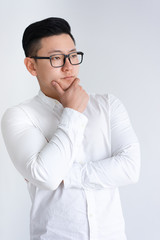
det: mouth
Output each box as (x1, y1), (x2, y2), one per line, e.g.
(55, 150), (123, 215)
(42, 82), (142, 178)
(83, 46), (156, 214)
(62, 76), (74, 80)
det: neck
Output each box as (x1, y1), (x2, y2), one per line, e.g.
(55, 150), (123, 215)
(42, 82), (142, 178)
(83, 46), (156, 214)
(41, 88), (61, 103)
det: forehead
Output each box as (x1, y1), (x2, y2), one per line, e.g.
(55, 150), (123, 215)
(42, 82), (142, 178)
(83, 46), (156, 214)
(39, 34), (76, 54)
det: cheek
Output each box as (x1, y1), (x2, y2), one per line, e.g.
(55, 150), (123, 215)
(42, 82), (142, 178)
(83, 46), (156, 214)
(51, 70), (63, 83)
(74, 66), (80, 76)
(41, 68), (61, 82)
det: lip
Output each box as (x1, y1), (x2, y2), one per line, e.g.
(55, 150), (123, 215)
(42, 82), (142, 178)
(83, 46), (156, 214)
(62, 76), (74, 79)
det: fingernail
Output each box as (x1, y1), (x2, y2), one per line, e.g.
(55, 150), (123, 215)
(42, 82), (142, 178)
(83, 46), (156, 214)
(52, 81), (56, 85)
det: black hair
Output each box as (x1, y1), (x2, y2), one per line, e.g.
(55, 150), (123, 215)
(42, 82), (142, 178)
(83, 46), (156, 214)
(22, 17), (75, 57)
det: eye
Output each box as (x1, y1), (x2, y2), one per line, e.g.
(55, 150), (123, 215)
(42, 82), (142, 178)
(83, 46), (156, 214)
(70, 53), (78, 58)
(51, 55), (64, 61)
(52, 56), (61, 60)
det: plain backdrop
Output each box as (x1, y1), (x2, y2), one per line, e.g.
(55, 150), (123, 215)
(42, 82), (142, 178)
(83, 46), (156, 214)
(0, 0), (160, 239)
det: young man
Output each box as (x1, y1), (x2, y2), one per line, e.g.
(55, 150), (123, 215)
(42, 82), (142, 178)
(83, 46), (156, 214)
(1, 17), (140, 240)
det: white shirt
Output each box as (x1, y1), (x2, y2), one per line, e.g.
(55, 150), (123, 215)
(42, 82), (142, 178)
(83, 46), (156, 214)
(1, 90), (140, 240)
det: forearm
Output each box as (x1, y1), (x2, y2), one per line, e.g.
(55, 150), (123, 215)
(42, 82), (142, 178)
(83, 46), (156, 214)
(64, 142), (140, 190)
(2, 106), (88, 190)
(64, 94), (141, 190)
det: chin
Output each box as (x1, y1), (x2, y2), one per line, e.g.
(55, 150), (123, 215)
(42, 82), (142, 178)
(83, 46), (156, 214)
(60, 81), (74, 91)
(63, 85), (72, 91)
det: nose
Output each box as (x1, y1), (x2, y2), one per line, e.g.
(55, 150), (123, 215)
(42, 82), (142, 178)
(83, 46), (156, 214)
(62, 57), (73, 71)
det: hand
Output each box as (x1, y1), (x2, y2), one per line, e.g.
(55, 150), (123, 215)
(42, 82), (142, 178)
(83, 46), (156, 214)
(52, 78), (89, 113)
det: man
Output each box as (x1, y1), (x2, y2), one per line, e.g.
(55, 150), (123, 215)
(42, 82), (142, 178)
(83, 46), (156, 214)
(1, 17), (140, 240)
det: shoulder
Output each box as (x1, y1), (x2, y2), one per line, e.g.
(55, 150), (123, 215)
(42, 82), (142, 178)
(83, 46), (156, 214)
(87, 93), (128, 118)
(1, 95), (39, 129)
(88, 92), (120, 109)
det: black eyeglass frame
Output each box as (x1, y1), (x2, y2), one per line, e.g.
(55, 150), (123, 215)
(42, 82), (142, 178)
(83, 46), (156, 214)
(30, 51), (84, 68)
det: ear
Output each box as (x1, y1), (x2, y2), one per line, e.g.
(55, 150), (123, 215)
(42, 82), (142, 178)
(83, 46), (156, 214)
(24, 57), (37, 76)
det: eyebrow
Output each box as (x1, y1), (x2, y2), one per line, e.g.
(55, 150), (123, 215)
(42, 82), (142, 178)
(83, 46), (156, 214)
(47, 48), (77, 54)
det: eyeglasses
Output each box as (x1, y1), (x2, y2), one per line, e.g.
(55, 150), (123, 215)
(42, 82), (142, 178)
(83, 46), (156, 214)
(30, 51), (84, 68)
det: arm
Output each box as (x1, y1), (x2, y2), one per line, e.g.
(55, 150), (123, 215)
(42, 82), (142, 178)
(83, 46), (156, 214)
(1, 106), (88, 191)
(64, 95), (141, 190)
(1, 78), (89, 191)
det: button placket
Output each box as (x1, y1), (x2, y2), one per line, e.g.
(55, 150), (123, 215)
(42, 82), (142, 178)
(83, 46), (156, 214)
(85, 190), (98, 240)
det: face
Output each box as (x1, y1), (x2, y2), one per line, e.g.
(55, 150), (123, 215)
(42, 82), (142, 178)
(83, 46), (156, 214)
(25, 34), (80, 99)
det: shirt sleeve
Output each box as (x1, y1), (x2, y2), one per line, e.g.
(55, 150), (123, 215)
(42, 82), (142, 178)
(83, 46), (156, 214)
(1, 106), (88, 190)
(64, 94), (141, 190)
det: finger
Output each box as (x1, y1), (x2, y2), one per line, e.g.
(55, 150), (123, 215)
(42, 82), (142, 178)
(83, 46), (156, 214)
(52, 81), (64, 96)
(70, 78), (80, 87)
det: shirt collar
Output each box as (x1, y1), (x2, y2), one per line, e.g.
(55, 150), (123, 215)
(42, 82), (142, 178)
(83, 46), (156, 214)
(38, 90), (63, 109)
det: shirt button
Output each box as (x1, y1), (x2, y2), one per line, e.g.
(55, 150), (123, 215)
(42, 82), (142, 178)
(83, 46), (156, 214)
(89, 213), (93, 218)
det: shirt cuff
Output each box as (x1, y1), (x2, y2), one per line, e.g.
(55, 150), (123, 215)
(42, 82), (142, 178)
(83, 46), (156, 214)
(63, 162), (83, 189)
(58, 108), (88, 145)
(59, 107), (88, 130)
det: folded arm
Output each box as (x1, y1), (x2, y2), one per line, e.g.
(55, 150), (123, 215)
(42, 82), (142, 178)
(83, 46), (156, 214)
(1, 106), (88, 190)
(64, 95), (141, 190)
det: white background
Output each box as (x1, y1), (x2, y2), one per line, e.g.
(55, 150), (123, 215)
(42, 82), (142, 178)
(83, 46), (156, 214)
(0, 0), (160, 239)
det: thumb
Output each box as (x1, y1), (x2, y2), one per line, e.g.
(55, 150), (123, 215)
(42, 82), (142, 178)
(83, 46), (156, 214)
(52, 81), (64, 96)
